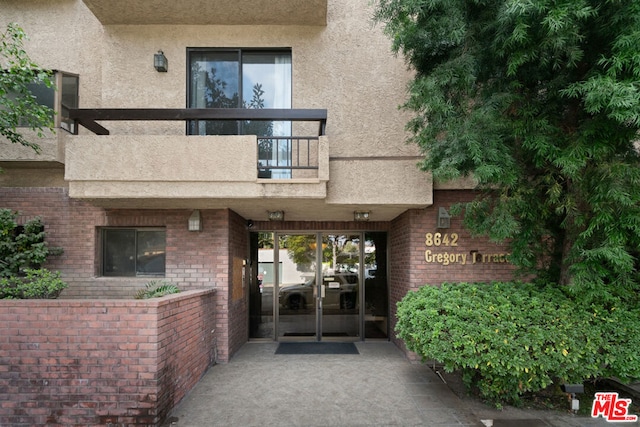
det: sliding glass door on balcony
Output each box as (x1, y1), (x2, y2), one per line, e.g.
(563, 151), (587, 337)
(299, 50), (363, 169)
(188, 49), (292, 178)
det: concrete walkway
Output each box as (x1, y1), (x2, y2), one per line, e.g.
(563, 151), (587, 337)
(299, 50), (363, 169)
(165, 342), (635, 427)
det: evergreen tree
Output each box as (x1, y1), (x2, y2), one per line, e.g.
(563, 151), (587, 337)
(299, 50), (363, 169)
(375, 0), (640, 300)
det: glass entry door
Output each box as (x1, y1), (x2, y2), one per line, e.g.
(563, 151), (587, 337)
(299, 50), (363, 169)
(276, 233), (361, 340)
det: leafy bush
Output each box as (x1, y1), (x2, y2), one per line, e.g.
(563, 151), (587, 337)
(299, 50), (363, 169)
(134, 280), (180, 299)
(0, 209), (62, 277)
(396, 282), (640, 406)
(0, 268), (67, 299)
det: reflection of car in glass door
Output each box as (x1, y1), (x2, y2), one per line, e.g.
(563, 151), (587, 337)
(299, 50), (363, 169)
(278, 273), (358, 312)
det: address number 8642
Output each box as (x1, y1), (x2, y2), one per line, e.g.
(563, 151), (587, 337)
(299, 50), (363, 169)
(425, 232), (459, 247)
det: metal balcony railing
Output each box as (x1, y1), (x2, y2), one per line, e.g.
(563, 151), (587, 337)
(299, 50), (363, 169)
(68, 108), (327, 179)
(257, 136), (320, 178)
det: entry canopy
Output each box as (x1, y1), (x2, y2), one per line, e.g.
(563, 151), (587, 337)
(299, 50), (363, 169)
(81, 0), (327, 26)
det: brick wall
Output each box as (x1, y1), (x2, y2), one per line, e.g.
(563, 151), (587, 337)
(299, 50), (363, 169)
(1, 188), (237, 361)
(0, 187), (106, 288)
(389, 189), (519, 353)
(0, 289), (216, 427)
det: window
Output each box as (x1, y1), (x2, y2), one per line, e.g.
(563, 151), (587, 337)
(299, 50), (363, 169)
(59, 72), (79, 133)
(102, 228), (166, 277)
(11, 71), (79, 133)
(187, 48), (292, 178)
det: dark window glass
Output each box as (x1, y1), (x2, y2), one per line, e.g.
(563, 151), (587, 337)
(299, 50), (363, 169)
(187, 48), (292, 178)
(10, 71), (79, 133)
(103, 229), (165, 277)
(60, 73), (79, 133)
(26, 81), (55, 110)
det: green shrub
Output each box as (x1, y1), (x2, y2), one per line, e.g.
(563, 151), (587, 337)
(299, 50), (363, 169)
(396, 282), (640, 406)
(0, 209), (63, 277)
(134, 280), (180, 299)
(0, 268), (67, 299)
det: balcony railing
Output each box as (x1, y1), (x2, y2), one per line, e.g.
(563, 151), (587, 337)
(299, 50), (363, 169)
(68, 108), (327, 179)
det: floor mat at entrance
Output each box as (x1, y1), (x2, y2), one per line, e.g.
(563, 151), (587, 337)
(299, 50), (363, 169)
(275, 342), (359, 355)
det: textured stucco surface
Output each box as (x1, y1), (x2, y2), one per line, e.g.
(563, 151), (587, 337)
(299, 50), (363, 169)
(65, 135), (258, 181)
(327, 158), (432, 206)
(1, 0), (431, 221)
(0, 131), (64, 163)
(81, 0), (327, 25)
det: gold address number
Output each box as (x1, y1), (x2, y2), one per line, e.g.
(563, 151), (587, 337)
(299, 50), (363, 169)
(425, 232), (459, 247)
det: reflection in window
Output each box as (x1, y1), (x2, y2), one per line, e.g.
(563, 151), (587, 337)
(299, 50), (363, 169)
(10, 71), (79, 134)
(60, 73), (79, 133)
(187, 49), (292, 178)
(102, 228), (166, 277)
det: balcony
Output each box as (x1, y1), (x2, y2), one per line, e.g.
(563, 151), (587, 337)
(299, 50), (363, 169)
(81, 0), (327, 26)
(65, 108), (330, 212)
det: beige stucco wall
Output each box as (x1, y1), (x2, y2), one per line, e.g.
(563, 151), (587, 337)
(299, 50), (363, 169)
(65, 135), (258, 182)
(2, 0), (415, 153)
(81, 0), (327, 25)
(1, 0), (432, 220)
(327, 158), (432, 206)
(1, 0), (104, 108)
(0, 130), (64, 163)
(65, 134), (330, 204)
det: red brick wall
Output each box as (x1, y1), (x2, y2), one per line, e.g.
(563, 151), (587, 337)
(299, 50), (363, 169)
(1, 188), (242, 359)
(0, 187), (106, 288)
(389, 190), (519, 353)
(0, 289), (215, 427)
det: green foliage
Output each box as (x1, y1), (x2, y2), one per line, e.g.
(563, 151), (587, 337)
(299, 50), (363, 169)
(134, 280), (180, 299)
(0, 268), (67, 299)
(0, 23), (55, 153)
(396, 282), (640, 406)
(0, 208), (62, 277)
(374, 0), (640, 289)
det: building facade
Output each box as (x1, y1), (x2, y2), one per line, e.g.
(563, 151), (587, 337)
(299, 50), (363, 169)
(1, 0), (517, 362)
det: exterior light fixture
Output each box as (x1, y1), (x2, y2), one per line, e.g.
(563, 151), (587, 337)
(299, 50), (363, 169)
(268, 211), (284, 221)
(188, 210), (202, 231)
(154, 50), (168, 72)
(354, 211), (370, 221)
(437, 207), (451, 229)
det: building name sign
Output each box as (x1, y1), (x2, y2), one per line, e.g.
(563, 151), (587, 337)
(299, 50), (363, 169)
(424, 233), (510, 266)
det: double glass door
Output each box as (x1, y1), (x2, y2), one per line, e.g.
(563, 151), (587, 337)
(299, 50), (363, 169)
(250, 232), (387, 341)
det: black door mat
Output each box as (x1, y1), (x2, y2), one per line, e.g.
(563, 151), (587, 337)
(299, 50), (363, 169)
(275, 342), (359, 355)
(283, 332), (348, 337)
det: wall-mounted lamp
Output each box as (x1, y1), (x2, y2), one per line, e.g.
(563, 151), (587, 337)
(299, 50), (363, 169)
(247, 219), (254, 229)
(354, 211), (370, 221)
(188, 210), (202, 231)
(268, 211), (284, 221)
(154, 50), (168, 72)
(437, 207), (451, 229)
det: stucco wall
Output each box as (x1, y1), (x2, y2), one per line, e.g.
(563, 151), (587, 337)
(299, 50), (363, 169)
(1, 0), (415, 158)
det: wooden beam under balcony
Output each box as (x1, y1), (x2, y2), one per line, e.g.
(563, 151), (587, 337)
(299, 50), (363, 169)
(68, 108), (328, 136)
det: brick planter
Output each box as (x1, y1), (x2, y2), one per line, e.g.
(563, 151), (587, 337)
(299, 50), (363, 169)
(0, 289), (216, 426)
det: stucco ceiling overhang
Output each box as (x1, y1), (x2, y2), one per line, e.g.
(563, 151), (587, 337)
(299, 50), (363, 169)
(76, 197), (429, 223)
(81, 0), (327, 25)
